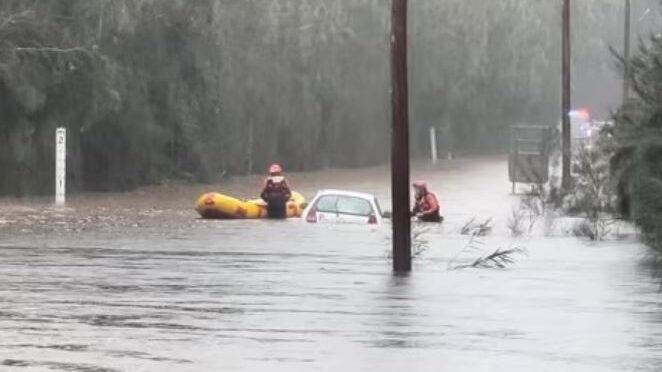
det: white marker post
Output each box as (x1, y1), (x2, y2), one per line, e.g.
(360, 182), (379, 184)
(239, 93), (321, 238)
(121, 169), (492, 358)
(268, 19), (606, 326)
(55, 127), (66, 206)
(429, 126), (438, 164)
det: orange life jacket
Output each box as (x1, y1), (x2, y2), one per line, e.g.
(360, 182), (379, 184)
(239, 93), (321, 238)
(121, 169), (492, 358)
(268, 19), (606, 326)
(414, 192), (440, 218)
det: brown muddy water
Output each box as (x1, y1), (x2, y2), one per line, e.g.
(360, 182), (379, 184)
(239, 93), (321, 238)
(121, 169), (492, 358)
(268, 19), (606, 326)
(0, 157), (661, 371)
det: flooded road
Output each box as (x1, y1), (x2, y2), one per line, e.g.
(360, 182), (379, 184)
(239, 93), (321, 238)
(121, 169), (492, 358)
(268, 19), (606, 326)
(1, 158), (661, 371)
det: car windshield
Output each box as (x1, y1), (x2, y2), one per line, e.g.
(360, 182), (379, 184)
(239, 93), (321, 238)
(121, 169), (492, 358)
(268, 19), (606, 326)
(336, 196), (373, 216)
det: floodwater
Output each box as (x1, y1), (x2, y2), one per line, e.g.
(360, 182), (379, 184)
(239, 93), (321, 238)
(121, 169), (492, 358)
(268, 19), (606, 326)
(0, 157), (661, 372)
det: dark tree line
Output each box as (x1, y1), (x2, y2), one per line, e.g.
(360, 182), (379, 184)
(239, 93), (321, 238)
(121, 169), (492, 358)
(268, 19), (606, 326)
(0, 0), (650, 195)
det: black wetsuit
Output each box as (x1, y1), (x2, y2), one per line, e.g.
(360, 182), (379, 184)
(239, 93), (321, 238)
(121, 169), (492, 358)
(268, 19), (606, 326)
(260, 177), (292, 219)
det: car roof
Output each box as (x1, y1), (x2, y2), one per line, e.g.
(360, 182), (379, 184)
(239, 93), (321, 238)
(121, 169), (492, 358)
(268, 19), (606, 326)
(313, 189), (377, 200)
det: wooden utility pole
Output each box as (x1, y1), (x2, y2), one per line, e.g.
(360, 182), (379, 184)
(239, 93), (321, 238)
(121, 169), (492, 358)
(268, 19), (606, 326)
(561, 0), (572, 190)
(623, 0), (631, 104)
(391, 0), (411, 272)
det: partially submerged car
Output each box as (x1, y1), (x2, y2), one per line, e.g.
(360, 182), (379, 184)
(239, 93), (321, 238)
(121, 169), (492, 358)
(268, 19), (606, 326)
(302, 189), (386, 224)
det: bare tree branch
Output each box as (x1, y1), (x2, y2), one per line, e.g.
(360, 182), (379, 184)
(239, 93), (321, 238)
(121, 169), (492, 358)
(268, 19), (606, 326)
(14, 46), (91, 55)
(0, 2), (37, 31)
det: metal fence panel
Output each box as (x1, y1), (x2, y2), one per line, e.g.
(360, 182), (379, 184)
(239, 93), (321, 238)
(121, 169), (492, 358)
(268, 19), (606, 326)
(509, 125), (551, 186)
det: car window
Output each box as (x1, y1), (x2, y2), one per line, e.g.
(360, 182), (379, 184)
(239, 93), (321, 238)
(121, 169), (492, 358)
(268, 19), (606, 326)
(315, 195), (338, 213)
(336, 196), (373, 216)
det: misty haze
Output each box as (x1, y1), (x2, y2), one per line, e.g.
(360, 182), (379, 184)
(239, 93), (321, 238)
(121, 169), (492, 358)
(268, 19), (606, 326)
(1, 1), (662, 371)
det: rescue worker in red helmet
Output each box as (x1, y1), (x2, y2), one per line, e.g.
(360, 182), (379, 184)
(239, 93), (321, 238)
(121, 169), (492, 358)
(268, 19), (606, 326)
(260, 163), (292, 219)
(412, 180), (443, 222)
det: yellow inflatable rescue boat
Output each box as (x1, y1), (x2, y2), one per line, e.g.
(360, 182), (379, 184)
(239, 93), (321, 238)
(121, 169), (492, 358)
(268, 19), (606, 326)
(195, 191), (306, 219)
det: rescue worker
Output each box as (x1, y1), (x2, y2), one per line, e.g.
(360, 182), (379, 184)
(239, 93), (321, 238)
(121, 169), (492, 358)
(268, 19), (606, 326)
(412, 180), (443, 222)
(260, 163), (292, 219)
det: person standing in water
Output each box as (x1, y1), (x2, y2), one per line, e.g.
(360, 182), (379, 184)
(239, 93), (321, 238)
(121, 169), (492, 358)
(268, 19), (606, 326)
(412, 180), (443, 222)
(260, 163), (292, 219)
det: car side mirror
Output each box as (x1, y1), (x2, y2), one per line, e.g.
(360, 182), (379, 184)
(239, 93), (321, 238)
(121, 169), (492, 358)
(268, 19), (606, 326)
(382, 210), (392, 218)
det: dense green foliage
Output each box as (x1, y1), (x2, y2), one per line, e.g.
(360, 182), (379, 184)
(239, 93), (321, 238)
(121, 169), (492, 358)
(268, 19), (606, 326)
(0, 0), (652, 195)
(610, 28), (662, 251)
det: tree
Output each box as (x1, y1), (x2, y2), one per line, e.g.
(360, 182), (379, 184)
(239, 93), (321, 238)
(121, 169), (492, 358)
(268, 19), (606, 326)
(609, 30), (662, 251)
(0, 0), (652, 195)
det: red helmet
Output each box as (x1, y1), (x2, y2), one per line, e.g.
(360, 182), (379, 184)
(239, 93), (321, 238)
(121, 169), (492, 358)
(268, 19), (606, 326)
(269, 163), (283, 175)
(413, 180), (428, 190)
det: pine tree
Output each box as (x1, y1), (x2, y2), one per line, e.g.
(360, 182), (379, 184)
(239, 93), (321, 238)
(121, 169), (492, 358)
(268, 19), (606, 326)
(610, 33), (662, 251)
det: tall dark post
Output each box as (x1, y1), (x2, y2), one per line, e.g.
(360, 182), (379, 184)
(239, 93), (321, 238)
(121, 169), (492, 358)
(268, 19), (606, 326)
(623, 0), (631, 104)
(391, 0), (411, 272)
(561, 0), (572, 190)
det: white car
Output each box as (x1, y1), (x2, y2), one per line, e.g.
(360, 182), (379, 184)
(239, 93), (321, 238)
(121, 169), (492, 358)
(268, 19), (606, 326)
(302, 189), (386, 224)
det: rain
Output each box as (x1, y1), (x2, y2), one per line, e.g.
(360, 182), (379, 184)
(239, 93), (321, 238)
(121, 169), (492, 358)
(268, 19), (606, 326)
(1, 1), (662, 371)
